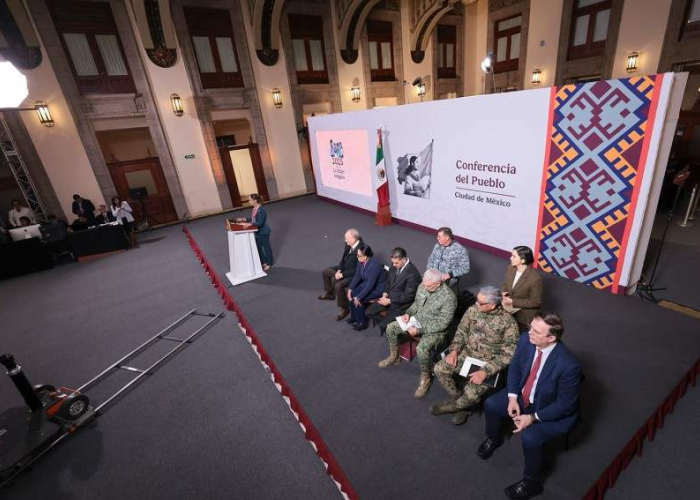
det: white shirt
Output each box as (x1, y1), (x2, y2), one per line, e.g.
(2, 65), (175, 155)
(111, 201), (135, 224)
(512, 269), (524, 287)
(509, 342), (558, 418)
(349, 239), (360, 252)
(8, 206), (35, 227)
(398, 258), (410, 274)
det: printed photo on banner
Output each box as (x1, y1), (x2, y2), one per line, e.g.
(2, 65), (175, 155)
(396, 140), (434, 199)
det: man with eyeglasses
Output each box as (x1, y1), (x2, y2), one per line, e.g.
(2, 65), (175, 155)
(476, 312), (582, 500)
(431, 285), (519, 425)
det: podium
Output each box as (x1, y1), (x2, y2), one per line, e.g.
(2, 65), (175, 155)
(225, 221), (267, 286)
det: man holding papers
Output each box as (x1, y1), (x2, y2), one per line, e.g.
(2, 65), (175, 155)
(378, 269), (457, 398)
(432, 286), (519, 425)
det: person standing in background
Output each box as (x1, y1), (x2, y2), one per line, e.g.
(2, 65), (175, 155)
(111, 196), (135, 247)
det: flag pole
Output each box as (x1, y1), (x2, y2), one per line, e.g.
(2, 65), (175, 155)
(375, 124), (392, 226)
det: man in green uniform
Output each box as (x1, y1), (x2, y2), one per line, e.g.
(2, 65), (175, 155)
(378, 268), (457, 398)
(431, 285), (519, 425)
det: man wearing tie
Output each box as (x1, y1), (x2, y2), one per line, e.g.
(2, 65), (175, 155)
(477, 312), (582, 500)
(365, 247), (421, 336)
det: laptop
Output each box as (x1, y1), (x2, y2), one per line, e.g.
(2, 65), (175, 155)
(9, 224), (43, 242)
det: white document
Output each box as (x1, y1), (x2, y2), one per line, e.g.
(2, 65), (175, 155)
(396, 315), (422, 331)
(459, 356), (486, 378)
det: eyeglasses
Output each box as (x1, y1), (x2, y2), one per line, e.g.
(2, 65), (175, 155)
(476, 299), (491, 307)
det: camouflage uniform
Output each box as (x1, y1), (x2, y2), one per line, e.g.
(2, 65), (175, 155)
(385, 283), (457, 373)
(434, 304), (519, 409)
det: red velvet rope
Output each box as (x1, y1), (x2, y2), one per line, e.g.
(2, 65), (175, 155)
(182, 226), (358, 500)
(584, 357), (700, 499)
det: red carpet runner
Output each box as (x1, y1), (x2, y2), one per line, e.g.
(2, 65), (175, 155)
(182, 226), (357, 500)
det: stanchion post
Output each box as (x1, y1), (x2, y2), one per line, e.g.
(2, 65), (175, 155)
(689, 183), (700, 220)
(678, 184), (698, 228)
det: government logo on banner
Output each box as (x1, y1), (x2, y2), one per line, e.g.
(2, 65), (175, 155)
(396, 140), (434, 199)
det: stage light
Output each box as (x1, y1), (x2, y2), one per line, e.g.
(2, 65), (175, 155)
(626, 52), (639, 73)
(0, 61), (29, 108)
(34, 101), (54, 127)
(272, 88), (283, 108)
(170, 94), (184, 116)
(351, 85), (361, 103)
(531, 69), (541, 85)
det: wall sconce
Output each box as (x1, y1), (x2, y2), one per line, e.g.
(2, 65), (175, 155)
(351, 85), (361, 103)
(170, 94), (184, 116)
(626, 52), (639, 73)
(531, 69), (541, 85)
(272, 88), (283, 108)
(34, 101), (54, 127)
(417, 82), (426, 101)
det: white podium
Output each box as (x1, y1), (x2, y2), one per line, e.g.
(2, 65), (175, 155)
(225, 223), (267, 286)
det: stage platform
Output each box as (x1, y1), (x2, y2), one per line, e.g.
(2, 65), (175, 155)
(182, 195), (700, 499)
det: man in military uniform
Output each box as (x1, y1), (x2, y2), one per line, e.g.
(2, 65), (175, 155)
(431, 285), (519, 425)
(378, 268), (457, 398)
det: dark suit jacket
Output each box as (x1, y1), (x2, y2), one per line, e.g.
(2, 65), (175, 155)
(72, 199), (96, 221)
(95, 213), (116, 224)
(337, 239), (363, 280)
(348, 258), (386, 302)
(245, 206), (270, 236)
(507, 333), (581, 432)
(501, 265), (543, 329)
(384, 261), (421, 310)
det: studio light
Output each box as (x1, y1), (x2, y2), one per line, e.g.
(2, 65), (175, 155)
(531, 69), (541, 85)
(626, 52), (639, 73)
(34, 101), (54, 127)
(351, 85), (361, 103)
(272, 88), (283, 108)
(170, 93), (184, 116)
(0, 61), (29, 108)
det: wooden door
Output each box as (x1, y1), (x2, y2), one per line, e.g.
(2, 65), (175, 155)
(218, 143), (269, 206)
(107, 157), (178, 225)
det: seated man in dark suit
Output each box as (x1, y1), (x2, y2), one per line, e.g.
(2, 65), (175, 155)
(477, 312), (582, 500)
(366, 247), (421, 335)
(70, 215), (90, 232)
(95, 204), (116, 225)
(319, 228), (363, 321)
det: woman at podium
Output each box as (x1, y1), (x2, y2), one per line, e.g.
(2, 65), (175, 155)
(236, 193), (273, 271)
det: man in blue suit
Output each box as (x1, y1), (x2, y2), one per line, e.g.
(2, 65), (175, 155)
(477, 312), (581, 500)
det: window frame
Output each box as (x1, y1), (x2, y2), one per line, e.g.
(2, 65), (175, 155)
(492, 14), (522, 74)
(49, 0), (136, 95)
(567, 0), (612, 60)
(184, 7), (244, 90)
(367, 20), (395, 82)
(681, 0), (700, 39)
(437, 24), (457, 79)
(288, 14), (329, 85)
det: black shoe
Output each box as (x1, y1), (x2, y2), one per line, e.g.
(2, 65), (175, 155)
(476, 437), (502, 460)
(505, 479), (544, 500)
(352, 323), (369, 331)
(346, 316), (357, 325)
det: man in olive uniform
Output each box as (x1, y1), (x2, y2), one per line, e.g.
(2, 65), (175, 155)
(378, 268), (457, 398)
(431, 285), (519, 425)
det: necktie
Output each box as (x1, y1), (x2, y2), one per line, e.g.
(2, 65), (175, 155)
(521, 349), (543, 408)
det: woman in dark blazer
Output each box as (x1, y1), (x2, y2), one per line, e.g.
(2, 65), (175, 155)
(501, 245), (543, 332)
(346, 244), (387, 331)
(236, 193), (273, 271)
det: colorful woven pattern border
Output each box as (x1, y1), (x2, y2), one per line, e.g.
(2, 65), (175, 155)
(535, 75), (662, 293)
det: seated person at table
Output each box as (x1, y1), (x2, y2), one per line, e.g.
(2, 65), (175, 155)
(70, 215), (90, 232)
(502, 245), (543, 333)
(477, 313), (581, 500)
(319, 228), (364, 321)
(8, 199), (35, 228)
(346, 244), (386, 331)
(378, 268), (457, 398)
(427, 227), (470, 290)
(431, 286), (519, 425)
(366, 247), (421, 336)
(18, 216), (33, 227)
(95, 204), (116, 225)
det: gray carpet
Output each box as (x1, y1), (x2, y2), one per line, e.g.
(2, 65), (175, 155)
(182, 195), (700, 499)
(0, 224), (339, 499)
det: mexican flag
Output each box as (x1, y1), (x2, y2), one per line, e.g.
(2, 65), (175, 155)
(376, 128), (390, 208)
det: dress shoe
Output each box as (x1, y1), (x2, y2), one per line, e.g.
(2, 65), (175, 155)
(352, 323), (368, 331)
(476, 437), (503, 460)
(346, 316), (357, 325)
(505, 479), (544, 500)
(335, 309), (350, 321)
(318, 293), (335, 301)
